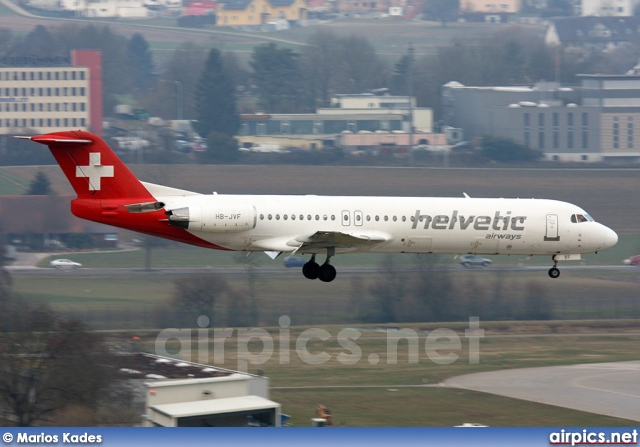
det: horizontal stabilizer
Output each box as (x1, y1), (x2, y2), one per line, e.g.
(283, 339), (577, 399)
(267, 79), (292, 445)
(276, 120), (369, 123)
(141, 182), (200, 197)
(15, 135), (92, 145)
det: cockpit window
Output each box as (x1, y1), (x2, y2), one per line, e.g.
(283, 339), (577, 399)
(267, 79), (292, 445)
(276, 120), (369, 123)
(571, 213), (594, 223)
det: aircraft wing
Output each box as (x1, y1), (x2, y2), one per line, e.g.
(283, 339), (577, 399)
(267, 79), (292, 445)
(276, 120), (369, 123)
(287, 230), (390, 253)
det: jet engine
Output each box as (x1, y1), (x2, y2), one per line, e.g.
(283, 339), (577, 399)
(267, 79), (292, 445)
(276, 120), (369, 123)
(166, 204), (256, 233)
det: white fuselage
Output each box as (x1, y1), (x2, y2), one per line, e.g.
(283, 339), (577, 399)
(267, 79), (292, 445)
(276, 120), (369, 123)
(158, 194), (617, 257)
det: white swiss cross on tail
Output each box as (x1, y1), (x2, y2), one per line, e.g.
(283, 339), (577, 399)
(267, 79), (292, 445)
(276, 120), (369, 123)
(76, 152), (114, 191)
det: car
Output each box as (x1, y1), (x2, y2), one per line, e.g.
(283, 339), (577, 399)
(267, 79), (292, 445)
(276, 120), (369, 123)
(459, 255), (492, 267)
(623, 255), (640, 266)
(50, 259), (82, 269)
(283, 256), (307, 268)
(451, 141), (473, 151)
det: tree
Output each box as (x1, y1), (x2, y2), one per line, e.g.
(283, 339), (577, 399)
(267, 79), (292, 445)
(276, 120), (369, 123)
(480, 135), (543, 162)
(411, 255), (454, 322)
(0, 237), (12, 310)
(6, 25), (58, 59)
(194, 48), (239, 137)
(0, 303), (121, 426)
(26, 171), (54, 195)
(368, 255), (405, 323)
(332, 35), (389, 94)
(390, 53), (412, 96)
(141, 43), (206, 120)
(171, 273), (228, 326)
(51, 24), (134, 114)
(140, 234), (169, 270)
(522, 281), (553, 320)
(204, 131), (241, 163)
(300, 31), (342, 109)
(250, 43), (302, 113)
(423, 0), (459, 26)
(127, 33), (155, 91)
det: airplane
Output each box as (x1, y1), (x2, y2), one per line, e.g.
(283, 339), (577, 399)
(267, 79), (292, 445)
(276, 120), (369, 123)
(18, 130), (618, 282)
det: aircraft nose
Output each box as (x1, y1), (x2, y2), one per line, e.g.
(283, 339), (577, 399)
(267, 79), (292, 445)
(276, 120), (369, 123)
(604, 226), (618, 249)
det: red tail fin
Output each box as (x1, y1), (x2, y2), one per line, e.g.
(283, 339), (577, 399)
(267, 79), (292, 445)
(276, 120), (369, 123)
(24, 130), (153, 201)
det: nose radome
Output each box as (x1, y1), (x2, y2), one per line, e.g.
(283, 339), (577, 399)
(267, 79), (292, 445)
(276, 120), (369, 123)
(605, 227), (618, 249)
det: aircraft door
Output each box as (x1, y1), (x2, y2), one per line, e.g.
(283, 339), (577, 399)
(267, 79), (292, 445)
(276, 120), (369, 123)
(341, 210), (351, 226)
(545, 214), (560, 241)
(354, 210), (363, 226)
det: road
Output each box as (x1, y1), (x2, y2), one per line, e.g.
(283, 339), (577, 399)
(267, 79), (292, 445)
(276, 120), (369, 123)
(6, 265), (638, 276)
(444, 361), (640, 422)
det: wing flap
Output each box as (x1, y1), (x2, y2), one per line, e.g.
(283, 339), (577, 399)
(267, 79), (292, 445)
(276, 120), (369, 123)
(288, 230), (390, 252)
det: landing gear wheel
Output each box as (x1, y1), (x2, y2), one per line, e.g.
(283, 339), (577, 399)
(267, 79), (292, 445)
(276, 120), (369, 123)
(318, 263), (337, 283)
(548, 267), (560, 278)
(302, 261), (320, 280)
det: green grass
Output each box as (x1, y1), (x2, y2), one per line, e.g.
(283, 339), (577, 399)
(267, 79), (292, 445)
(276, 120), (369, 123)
(136, 325), (640, 426)
(35, 232), (640, 270)
(270, 387), (636, 427)
(0, 169), (29, 195)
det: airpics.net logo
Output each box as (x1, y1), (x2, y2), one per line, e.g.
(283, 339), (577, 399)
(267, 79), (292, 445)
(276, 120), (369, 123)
(154, 316), (484, 372)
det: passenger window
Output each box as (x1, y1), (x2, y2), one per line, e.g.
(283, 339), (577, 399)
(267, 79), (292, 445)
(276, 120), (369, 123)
(331, 215), (335, 221)
(307, 215), (311, 220)
(402, 216), (406, 222)
(260, 214), (264, 220)
(366, 215), (371, 221)
(291, 215), (296, 220)
(268, 214), (272, 220)
(300, 214), (304, 220)
(384, 216), (388, 221)
(276, 214), (280, 220)
(283, 215), (288, 220)
(375, 216), (379, 221)
(392, 216), (397, 222)
(315, 215), (319, 220)
(323, 215), (328, 221)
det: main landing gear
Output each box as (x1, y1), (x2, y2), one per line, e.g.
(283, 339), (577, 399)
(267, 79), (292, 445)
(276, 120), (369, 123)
(302, 251), (337, 283)
(548, 256), (560, 279)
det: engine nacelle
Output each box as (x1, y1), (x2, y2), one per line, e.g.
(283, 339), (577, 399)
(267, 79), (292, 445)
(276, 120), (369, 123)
(167, 203), (256, 233)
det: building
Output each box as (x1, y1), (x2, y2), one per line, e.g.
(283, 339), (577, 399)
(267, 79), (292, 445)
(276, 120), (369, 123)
(0, 195), (118, 250)
(460, 0), (521, 12)
(459, 0), (521, 22)
(544, 16), (640, 52)
(59, 0), (153, 17)
(0, 50), (103, 136)
(335, 0), (392, 15)
(238, 93), (436, 150)
(128, 354), (279, 427)
(216, 0), (307, 26)
(581, 0), (640, 16)
(442, 75), (640, 162)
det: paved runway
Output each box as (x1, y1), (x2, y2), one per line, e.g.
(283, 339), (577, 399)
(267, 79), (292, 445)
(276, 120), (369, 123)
(444, 361), (640, 422)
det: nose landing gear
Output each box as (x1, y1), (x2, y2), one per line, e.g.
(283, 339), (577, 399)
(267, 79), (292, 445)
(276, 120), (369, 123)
(548, 256), (560, 278)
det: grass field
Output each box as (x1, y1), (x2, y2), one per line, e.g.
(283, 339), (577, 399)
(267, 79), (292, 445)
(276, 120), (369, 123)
(131, 321), (640, 426)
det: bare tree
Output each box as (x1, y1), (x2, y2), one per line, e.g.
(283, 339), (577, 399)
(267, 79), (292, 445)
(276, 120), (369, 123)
(171, 273), (228, 326)
(0, 304), (120, 426)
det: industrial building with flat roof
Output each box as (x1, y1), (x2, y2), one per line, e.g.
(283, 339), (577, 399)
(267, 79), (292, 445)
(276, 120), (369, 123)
(442, 73), (640, 163)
